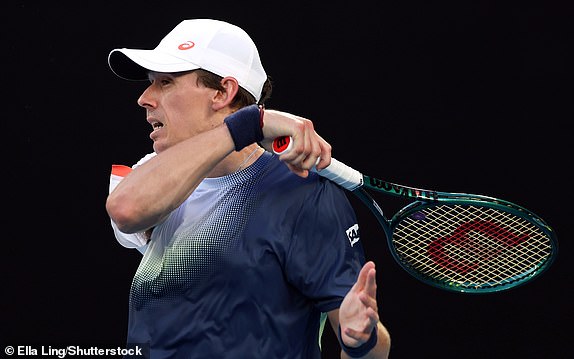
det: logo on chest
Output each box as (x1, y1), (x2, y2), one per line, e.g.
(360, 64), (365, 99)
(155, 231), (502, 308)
(346, 224), (360, 247)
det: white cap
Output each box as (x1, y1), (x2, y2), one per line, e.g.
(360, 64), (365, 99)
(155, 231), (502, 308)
(108, 19), (267, 101)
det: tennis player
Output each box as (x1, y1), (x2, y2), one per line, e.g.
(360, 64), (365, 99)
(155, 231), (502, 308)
(106, 19), (390, 358)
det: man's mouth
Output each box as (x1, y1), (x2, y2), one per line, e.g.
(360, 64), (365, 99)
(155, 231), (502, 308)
(151, 121), (164, 130)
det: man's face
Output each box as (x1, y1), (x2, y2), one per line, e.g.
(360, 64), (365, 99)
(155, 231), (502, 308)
(137, 71), (220, 153)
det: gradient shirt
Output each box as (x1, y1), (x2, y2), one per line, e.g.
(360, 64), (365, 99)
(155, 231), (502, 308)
(114, 152), (366, 358)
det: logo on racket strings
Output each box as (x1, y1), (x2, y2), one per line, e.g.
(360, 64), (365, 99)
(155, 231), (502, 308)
(427, 220), (529, 274)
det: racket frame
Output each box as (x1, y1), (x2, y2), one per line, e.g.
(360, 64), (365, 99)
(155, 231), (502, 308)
(351, 176), (558, 293)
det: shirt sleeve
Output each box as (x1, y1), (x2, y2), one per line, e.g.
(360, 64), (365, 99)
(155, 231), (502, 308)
(108, 153), (156, 254)
(284, 178), (366, 313)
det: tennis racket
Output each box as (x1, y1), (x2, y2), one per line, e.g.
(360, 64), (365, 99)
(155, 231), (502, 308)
(273, 136), (558, 293)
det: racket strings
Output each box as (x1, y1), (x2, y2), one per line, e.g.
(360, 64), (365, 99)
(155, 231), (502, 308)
(392, 204), (552, 291)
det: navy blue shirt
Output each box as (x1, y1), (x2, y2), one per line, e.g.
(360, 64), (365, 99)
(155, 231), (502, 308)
(126, 152), (365, 358)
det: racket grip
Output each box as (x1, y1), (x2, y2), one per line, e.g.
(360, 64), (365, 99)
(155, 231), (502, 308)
(272, 136), (363, 191)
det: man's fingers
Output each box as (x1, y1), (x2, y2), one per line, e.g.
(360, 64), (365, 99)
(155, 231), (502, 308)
(354, 261), (376, 292)
(359, 291), (378, 313)
(279, 133), (329, 175)
(285, 163), (310, 178)
(365, 266), (377, 298)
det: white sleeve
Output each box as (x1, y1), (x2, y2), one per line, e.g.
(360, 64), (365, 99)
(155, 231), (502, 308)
(132, 152), (157, 169)
(108, 153), (157, 254)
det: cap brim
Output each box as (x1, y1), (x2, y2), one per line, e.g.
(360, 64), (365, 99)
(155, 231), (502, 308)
(108, 48), (201, 80)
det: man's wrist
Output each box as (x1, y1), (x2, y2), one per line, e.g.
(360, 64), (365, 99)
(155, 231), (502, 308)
(224, 104), (264, 151)
(338, 325), (378, 358)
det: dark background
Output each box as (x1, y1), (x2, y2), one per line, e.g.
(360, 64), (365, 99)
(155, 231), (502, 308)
(4, 1), (572, 358)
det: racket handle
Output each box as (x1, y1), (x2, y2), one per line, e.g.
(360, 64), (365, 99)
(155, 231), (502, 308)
(272, 136), (363, 191)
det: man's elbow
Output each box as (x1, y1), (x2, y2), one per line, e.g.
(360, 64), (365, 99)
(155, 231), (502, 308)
(106, 195), (141, 234)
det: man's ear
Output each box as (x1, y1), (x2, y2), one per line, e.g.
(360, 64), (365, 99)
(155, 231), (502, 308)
(212, 76), (239, 110)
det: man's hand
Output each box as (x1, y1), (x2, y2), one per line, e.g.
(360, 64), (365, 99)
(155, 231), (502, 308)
(259, 109), (331, 177)
(338, 261), (380, 348)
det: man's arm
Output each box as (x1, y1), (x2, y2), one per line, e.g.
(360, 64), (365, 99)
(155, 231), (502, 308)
(106, 124), (236, 234)
(106, 109), (332, 234)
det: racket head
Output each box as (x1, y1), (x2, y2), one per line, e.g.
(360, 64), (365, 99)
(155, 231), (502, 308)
(386, 195), (558, 293)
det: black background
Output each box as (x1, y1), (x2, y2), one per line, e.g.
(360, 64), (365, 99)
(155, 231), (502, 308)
(4, 1), (572, 358)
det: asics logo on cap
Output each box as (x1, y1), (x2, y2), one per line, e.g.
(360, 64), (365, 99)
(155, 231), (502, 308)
(178, 41), (195, 50)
